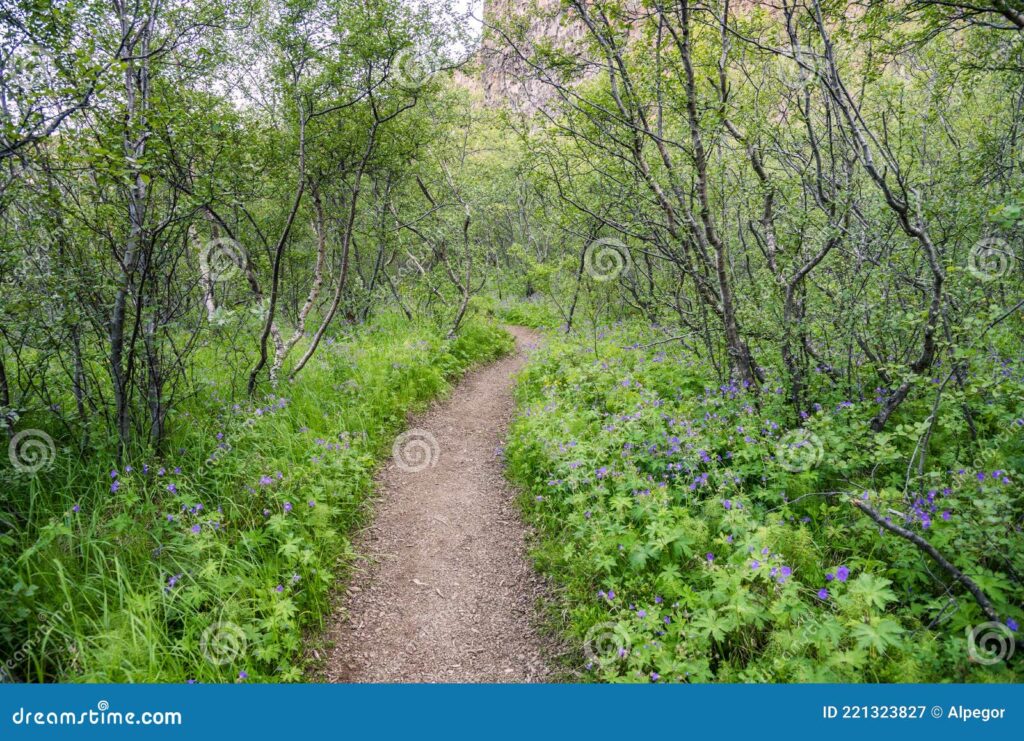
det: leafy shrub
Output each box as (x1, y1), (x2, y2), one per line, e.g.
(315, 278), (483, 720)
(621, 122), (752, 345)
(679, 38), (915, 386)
(0, 315), (512, 682)
(494, 299), (561, 329)
(506, 324), (1022, 683)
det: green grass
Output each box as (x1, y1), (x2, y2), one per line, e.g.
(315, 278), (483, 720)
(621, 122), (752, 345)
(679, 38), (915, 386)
(470, 293), (563, 330)
(506, 321), (1023, 683)
(0, 313), (513, 683)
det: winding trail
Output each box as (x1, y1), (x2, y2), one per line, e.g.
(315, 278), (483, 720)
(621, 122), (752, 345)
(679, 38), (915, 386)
(320, 327), (551, 682)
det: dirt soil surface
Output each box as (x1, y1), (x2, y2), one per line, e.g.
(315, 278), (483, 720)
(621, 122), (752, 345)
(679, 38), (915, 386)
(319, 326), (552, 682)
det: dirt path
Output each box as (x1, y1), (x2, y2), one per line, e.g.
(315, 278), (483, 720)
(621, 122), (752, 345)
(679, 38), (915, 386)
(320, 326), (551, 683)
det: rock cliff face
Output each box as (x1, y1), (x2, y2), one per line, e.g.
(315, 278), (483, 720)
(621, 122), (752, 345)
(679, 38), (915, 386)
(466, 1), (771, 115)
(475, 0), (586, 115)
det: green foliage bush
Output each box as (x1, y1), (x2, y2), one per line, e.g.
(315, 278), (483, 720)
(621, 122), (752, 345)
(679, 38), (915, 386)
(494, 300), (562, 330)
(506, 324), (1022, 683)
(0, 315), (512, 682)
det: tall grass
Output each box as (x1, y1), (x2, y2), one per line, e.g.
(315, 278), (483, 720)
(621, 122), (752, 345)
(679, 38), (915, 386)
(0, 313), (513, 682)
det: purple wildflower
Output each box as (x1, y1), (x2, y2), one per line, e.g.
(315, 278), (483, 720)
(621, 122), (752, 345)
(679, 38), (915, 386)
(817, 588), (829, 601)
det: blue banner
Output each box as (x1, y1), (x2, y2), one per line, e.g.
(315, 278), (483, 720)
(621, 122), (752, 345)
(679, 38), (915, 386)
(1, 684), (1021, 740)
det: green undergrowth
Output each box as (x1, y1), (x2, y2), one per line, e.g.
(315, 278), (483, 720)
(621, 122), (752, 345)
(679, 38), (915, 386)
(506, 324), (1022, 684)
(0, 314), (512, 682)
(473, 294), (562, 330)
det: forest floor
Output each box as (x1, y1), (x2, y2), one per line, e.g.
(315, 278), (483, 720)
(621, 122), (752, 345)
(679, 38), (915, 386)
(318, 327), (553, 682)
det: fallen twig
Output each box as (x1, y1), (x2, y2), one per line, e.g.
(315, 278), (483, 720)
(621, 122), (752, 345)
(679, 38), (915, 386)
(851, 498), (1000, 623)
